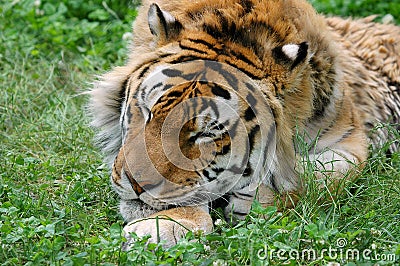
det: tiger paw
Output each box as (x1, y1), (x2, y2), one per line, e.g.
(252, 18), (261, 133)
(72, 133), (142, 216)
(122, 206), (213, 250)
(123, 217), (196, 249)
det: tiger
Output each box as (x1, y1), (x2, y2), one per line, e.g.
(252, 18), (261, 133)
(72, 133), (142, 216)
(89, 0), (400, 248)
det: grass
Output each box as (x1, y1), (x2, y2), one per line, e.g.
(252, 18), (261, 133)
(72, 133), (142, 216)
(309, 0), (400, 24)
(0, 0), (399, 265)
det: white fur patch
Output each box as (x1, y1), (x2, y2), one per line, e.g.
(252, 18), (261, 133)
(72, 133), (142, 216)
(282, 44), (299, 60)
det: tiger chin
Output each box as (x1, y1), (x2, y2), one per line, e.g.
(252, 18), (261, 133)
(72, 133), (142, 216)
(89, 0), (400, 249)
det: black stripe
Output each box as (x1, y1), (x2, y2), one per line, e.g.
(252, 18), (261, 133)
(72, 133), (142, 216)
(309, 58), (335, 119)
(316, 101), (346, 142)
(244, 106), (256, 121)
(255, 21), (283, 43)
(291, 42), (308, 70)
(336, 128), (354, 143)
(195, 95), (209, 114)
(132, 80), (142, 99)
(151, 82), (164, 90)
(270, 174), (279, 192)
(168, 47), (264, 80)
(232, 210), (248, 216)
(228, 62), (264, 82)
(216, 143), (231, 155)
(142, 82), (164, 104)
(272, 83), (279, 95)
(228, 119), (240, 139)
(187, 10), (202, 21)
(211, 167), (224, 174)
(332, 111), (355, 144)
(179, 42), (210, 55)
(162, 68), (183, 77)
(202, 17), (281, 53)
(312, 93), (332, 119)
(120, 77), (129, 101)
(272, 46), (292, 65)
(141, 181), (163, 191)
(138, 64), (152, 79)
(168, 55), (201, 64)
(202, 169), (211, 179)
(161, 84), (174, 92)
(205, 61), (239, 89)
(262, 125), (276, 170)
(208, 97), (220, 117)
(126, 103), (133, 124)
(240, 0), (254, 14)
(388, 81), (400, 89)
(187, 38), (218, 50)
(230, 49), (260, 71)
(124, 170), (144, 195)
(243, 165), (252, 176)
(245, 82), (256, 92)
(112, 164), (123, 188)
(228, 165), (244, 175)
(248, 124), (260, 151)
(119, 77), (129, 127)
(211, 83), (231, 100)
(211, 122), (225, 130)
(246, 93), (257, 108)
(159, 98), (177, 109)
(209, 194), (229, 209)
(167, 90), (183, 98)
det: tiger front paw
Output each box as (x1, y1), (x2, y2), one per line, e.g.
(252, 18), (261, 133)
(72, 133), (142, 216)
(122, 206), (213, 250)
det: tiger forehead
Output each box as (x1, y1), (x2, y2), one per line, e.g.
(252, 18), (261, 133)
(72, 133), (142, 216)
(182, 0), (302, 45)
(152, 80), (232, 113)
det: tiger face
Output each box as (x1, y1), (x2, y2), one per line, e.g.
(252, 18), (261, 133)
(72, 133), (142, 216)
(111, 60), (277, 211)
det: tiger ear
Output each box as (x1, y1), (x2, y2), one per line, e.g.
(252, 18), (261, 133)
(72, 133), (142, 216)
(272, 42), (309, 70)
(148, 3), (182, 42)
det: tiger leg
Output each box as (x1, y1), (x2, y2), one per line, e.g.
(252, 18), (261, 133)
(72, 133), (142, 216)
(255, 140), (367, 209)
(122, 205), (213, 249)
(256, 185), (300, 210)
(308, 129), (368, 197)
(255, 132), (368, 209)
(309, 149), (366, 197)
(302, 93), (369, 199)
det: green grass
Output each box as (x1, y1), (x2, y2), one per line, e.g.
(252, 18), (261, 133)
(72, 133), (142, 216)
(1, 0), (399, 265)
(309, 0), (400, 24)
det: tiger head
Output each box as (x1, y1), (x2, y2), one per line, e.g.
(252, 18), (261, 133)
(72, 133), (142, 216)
(91, 0), (339, 212)
(111, 59), (279, 210)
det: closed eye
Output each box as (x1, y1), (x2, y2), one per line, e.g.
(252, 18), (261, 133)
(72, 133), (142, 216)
(199, 132), (216, 138)
(188, 131), (216, 143)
